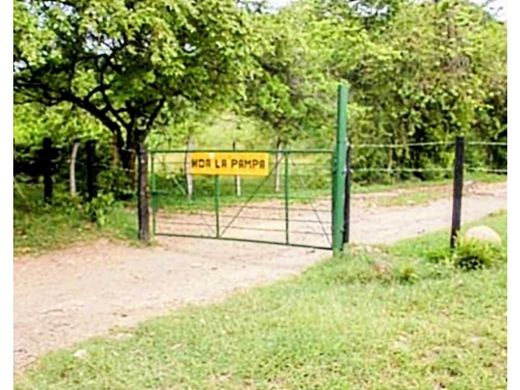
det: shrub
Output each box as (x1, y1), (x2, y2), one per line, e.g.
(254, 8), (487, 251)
(452, 238), (504, 271)
(395, 265), (420, 284)
(86, 193), (116, 227)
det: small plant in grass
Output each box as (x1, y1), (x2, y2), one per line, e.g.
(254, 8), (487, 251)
(452, 238), (504, 271)
(395, 265), (420, 284)
(86, 193), (116, 227)
(49, 192), (83, 213)
(424, 246), (452, 264)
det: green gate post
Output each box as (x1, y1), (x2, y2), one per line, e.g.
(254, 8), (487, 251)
(284, 151), (290, 244)
(332, 84), (348, 254)
(215, 175), (221, 238)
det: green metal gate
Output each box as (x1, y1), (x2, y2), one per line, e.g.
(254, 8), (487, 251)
(150, 84), (349, 252)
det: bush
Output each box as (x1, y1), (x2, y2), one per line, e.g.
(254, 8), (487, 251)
(86, 193), (116, 227)
(395, 265), (420, 284)
(452, 239), (504, 271)
(98, 167), (135, 200)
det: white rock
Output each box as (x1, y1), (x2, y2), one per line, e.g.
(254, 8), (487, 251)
(463, 226), (502, 245)
(73, 349), (88, 360)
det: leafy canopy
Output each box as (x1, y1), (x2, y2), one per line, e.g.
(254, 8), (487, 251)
(14, 0), (255, 154)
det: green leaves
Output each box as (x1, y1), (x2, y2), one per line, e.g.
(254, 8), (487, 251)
(15, 0), (255, 140)
(14, 0), (259, 179)
(14, 0), (506, 180)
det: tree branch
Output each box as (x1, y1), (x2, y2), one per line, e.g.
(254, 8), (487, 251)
(145, 98), (166, 131)
(97, 55), (131, 129)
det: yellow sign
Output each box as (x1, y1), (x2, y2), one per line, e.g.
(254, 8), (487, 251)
(189, 152), (269, 176)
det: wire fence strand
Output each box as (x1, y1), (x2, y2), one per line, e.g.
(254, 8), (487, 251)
(351, 167), (453, 173)
(354, 141), (454, 149)
(466, 167), (508, 173)
(467, 141), (507, 146)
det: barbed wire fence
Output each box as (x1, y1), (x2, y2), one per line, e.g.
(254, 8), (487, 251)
(14, 137), (141, 204)
(343, 137), (507, 248)
(14, 136), (507, 247)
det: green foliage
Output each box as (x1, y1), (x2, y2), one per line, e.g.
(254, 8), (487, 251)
(390, 211), (507, 274)
(97, 166), (136, 200)
(14, 184), (136, 255)
(15, 0), (257, 177)
(235, 0), (506, 181)
(452, 238), (504, 271)
(14, 103), (106, 147)
(86, 193), (116, 227)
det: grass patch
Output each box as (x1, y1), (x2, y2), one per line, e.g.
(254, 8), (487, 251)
(16, 213), (507, 389)
(352, 171), (505, 194)
(14, 184), (138, 256)
(359, 187), (447, 207)
(390, 210), (507, 262)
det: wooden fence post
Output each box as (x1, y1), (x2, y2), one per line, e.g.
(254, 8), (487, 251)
(69, 140), (80, 197)
(86, 140), (98, 201)
(450, 136), (465, 248)
(137, 142), (150, 242)
(42, 137), (53, 203)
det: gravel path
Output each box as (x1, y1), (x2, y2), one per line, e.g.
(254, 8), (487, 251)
(14, 181), (506, 372)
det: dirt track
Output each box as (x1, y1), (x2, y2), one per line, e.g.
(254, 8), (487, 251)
(14, 181), (507, 372)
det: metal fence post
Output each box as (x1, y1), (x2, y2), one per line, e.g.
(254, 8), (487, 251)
(284, 151), (290, 245)
(450, 136), (465, 248)
(215, 175), (221, 238)
(42, 137), (53, 203)
(332, 83), (348, 254)
(233, 140), (241, 197)
(343, 144), (352, 245)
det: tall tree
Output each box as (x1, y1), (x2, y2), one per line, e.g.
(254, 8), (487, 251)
(14, 0), (254, 182)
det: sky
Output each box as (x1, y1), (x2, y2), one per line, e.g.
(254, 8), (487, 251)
(267, 0), (506, 21)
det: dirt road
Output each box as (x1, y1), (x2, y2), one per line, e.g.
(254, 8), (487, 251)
(14, 181), (507, 372)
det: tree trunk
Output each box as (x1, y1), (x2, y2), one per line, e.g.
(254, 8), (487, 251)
(184, 133), (195, 200)
(120, 148), (137, 184)
(69, 140), (80, 197)
(111, 135), (120, 168)
(274, 139), (283, 193)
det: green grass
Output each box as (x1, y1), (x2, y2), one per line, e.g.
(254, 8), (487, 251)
(14, 184), (139, 256)
(353, 171), (505, 193)
(15, 213), (507, 389)
(390, 209), (507, 261)
(360, 186), (448, 207)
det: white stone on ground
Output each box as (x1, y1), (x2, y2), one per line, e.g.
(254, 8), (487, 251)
(463, 225), (502, 245)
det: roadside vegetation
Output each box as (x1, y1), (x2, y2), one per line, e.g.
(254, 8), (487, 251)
(14, 0), (506, 245)
(14, 171), (505, 256)
(14, 184), (137, 256)
(15, 212), (506, 389)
